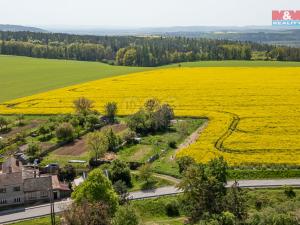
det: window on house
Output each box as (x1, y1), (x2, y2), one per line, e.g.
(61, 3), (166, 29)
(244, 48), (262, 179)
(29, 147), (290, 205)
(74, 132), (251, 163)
(0, 188), (6, 193)
(40, 191), (48, 198)
(13, 186), (21, 192)
(0, 199), (7, 204)
(14, 197), (21, 203)
(28, 192), (36, 200)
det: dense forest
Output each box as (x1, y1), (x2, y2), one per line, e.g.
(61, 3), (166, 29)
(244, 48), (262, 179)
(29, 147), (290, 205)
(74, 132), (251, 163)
(165, 29), (300, 45)
(0, 31), (300, 66)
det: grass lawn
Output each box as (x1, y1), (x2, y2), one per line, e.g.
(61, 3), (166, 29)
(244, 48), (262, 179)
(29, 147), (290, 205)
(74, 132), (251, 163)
(0, 55), (151, 103)
(118, 144), (154, 162)
(132, 196), (183, 223)
(118, 119), (205, 167)
(11, 216), (60, 225)
(11, 215), (183, 225)
(41, 151), (90, 168)
(143, 217), (185, 225)
(151, 119), (205, 177)
(117, 118), (205, 178)
(130, 172), (175, 192)
(228, 168), (300, 180)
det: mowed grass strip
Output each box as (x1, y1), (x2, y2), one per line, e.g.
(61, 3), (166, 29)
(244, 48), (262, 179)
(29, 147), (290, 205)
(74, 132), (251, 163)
(0, 55), (150, 103)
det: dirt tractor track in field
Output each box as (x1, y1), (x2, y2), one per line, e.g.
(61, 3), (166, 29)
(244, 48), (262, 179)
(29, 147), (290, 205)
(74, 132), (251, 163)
(214, 111), (300, 154)
(215, 112), (240, 153)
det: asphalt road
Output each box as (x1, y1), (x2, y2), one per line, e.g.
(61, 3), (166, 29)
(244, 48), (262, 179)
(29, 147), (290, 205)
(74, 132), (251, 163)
(1, 178), (300, 224)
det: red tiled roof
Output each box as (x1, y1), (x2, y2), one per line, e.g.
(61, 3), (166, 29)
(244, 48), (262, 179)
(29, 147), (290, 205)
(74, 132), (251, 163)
(51, 175), (70, 191)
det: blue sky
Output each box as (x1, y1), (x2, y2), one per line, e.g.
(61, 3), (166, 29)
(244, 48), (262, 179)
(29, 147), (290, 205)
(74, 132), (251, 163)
(1, 0), (300, 27)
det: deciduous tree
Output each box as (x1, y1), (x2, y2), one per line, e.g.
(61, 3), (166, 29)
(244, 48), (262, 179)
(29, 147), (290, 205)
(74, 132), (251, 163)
(63, 201), (111, 225)
(105, 102), (118, 123)
(110, 159), (132, 187)
(73, 97), (94, 115)
(87, 131), (109, 160)
(56, 122), (74, 142)
(72, 168), (118, 214)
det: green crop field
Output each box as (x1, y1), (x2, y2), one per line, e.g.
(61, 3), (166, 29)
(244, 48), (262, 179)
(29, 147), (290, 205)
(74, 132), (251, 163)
(0, 55), (150, 103)
(1, 55), (300, 103)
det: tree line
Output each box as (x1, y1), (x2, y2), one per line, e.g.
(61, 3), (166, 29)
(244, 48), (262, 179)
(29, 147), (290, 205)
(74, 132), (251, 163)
(0, 31), (300, 66)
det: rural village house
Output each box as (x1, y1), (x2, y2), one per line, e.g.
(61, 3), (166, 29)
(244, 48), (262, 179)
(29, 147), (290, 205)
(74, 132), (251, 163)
(0, 157), (70, 209)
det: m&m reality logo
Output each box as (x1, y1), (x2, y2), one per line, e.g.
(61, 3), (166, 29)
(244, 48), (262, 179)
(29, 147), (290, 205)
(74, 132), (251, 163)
(272, 10), (300, 26)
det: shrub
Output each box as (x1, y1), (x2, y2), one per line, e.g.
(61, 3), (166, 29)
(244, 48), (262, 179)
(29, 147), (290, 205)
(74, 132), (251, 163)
(139, 163), (152, 184)
(70, 117), (80, 128)
(168, 140), (177, 149)
(177, 121), (189, 137)
(255, 199), (263, 211)
(15, 132), (26, 144)
(17, 114), (25, 126)
(26, 143), (41, 160)
(113, 180), (129, 205)
(220, 211), (235, 225)
(121, 130), (136, 144)
(177, 156), (195, 174)
(39, 133), (53, 142)
(0, 116), (10, 132)
(247, 210), (299, 225)
(38, 124), (52, 141)
(284, 186), (296, 198)
(105, 102), (118, 123)
(165, 200), (180, 217)
(110, 159), (132, 187)
(59, 165), (76, 182)
(113, 205), (139, 225)
(0, 138), (5, 150)
(55, 122), (74, 142)
(86, 114), (100, 130)
(104, 128), (119, 152)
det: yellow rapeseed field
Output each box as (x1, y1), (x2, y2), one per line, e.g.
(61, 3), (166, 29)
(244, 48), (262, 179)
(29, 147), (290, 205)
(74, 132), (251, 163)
(1, 67), (300, 165)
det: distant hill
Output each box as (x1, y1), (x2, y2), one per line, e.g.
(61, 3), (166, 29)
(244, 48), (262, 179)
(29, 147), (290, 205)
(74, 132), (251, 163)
(48, 25), (300, 47)
(0, 24), (47, 32)
(162, 29), (300, 47)
(1, 24), (300, 47)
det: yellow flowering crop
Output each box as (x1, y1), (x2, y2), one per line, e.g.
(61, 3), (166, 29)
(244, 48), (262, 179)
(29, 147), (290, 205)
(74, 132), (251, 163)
(1, 67), (300, 165)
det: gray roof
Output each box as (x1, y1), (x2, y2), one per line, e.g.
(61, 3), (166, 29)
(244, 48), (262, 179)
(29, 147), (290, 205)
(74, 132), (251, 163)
(23, 176), (52, 192)
(0, 172), (22, 186)
(2, 157), (22, 173)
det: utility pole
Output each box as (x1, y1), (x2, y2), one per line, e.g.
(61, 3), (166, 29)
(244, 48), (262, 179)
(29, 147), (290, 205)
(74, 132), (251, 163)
(49, 186), (56, 225)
